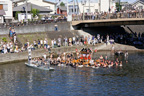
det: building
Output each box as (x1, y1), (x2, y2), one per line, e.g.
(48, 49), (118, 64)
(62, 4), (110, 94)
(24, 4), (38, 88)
(13, 3), (53, 16)
(68, 0), (116, 15)
(14, 0), (56, 14)
(0, 0), (13, 23)
(68, 2), (99, 15)
(132, 0), (144, 10)
(57, 6), (67, 16)
(99, 0), (116, 13)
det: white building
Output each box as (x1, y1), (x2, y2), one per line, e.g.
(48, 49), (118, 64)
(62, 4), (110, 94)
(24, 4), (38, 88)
(132, 0), (144, 10)
(99, 0), (116, 13)
(0, 0), (13, 23)
(68, 0), (116, 15)
(68, 2), (99, 15)
(15, 0), (56, 14)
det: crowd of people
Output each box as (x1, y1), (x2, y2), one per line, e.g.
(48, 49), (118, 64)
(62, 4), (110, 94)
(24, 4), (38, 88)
(1, 26), (144, 54)
(30, 51), (124, 69)
(105, 31), (144, 46)
(73, 9), (144, 21)
(0, 33), (105, 54)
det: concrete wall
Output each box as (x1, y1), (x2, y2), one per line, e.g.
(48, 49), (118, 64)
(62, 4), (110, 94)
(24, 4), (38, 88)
(0, 22), (70, 35)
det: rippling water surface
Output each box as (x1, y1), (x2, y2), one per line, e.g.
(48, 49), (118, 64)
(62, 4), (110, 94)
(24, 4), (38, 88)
(0, 51), (144, 96)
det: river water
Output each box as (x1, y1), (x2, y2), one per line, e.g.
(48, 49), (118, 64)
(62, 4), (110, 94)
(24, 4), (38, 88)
(0, 51), (144, 96)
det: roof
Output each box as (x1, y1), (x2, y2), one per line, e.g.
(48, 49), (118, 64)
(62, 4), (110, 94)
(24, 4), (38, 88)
(13, 0), (55, 5)
(12, 0), (24, 3)
(120, 2), (129, 6)
(0, 10), (6, 15)
(140, 0), (144, 2)
(13, 3), (52, 12)
(43, 0), (56, 5)
(59, 6), (67, 11)
(122, 4), (135, 10)
(133, 0), (144, 5)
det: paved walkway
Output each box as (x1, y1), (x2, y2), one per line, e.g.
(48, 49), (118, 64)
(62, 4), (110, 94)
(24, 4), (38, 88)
(99, 43), (141, 51)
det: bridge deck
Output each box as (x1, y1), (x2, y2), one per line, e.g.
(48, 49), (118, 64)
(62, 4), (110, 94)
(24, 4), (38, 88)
(72, 18), (144, 26)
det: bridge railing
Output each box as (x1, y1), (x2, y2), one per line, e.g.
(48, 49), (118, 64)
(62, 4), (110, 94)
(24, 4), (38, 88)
(72, 11), (144, 21)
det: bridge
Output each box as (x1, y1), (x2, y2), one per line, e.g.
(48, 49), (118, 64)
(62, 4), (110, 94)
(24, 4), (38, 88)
(72, 18), (144, 27)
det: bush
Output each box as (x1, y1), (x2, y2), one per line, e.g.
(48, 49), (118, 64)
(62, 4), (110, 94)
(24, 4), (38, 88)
(2, 37), (7, 42)
(31, 8), (39, 17)
(15, 11), (21, 20)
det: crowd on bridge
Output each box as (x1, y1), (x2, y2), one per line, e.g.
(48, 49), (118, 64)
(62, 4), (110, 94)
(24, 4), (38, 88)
(73, 9), (144, 21)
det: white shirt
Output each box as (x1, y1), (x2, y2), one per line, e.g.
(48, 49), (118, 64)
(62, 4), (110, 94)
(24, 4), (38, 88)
(40, 40), (43, 44)
(43, 54), (46, 59)
(44, 40), (47, 44)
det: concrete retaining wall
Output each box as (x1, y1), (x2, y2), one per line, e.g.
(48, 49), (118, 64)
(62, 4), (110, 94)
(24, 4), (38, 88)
(0, 22), (70, 35)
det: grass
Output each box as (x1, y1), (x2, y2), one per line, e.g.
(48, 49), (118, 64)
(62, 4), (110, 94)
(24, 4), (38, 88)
(0, 35), (11, 42)
(17, 33), (51, 45)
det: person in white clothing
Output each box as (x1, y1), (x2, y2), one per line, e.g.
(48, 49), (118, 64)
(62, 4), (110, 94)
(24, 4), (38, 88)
(14, 34), (17, 44)
(40, 39), (43, 48)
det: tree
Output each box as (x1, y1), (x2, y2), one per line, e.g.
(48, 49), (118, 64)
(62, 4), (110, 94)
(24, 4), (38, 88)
(60, 2), (65, 6)
(31, 8), (39, 17)
(15, 11), (21, 20)
(116, 2), (122, 12)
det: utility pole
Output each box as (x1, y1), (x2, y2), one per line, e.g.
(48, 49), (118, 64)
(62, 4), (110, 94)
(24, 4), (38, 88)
(109, 0), (110, 19)
(26, 0), (28, 21)
(76, 0), (80, 14)
(67, 0), (69, 16)
(81, 0), (86, 20)
(109, 0), (110, 13)
(89, 0), (90, 13)
(73, 0), (75, 14)
(99, 0), (101, 12)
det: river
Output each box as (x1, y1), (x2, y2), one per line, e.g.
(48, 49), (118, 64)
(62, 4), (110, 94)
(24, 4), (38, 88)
(0, 51), (144, 96)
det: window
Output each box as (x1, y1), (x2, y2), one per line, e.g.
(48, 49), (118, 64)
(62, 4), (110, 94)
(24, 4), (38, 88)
(3, 4), (8, 11)
(45, 6), (50, 9)
(86, 9), (89, 13)
(0, 4), (3, 10)
(95, 9), (98, 12)
(139, 6), (143, 10)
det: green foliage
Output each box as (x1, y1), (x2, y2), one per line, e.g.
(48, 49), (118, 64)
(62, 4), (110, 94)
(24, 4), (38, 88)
(31, 8), (39, 17)
(2, 37), (7, 42)
(38, 15), (42, 20)
(60, 2), (65, 6)
(116, 2), (122, 12)
(51, 15), (58, 19)
(15, 11), (21, 20)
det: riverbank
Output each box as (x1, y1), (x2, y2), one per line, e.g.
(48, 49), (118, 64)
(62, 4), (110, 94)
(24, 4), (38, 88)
(98, 43), (143, 51)
(0, 44), (100, 64)
(0, 43), (143, 64)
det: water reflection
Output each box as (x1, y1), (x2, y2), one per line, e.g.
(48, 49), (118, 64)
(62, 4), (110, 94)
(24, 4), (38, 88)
(0, 51), (144, 96)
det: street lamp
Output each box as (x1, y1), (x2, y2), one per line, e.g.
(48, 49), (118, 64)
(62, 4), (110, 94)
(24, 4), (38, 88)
(81, 0), (86, 20)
